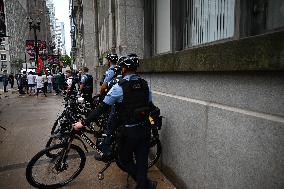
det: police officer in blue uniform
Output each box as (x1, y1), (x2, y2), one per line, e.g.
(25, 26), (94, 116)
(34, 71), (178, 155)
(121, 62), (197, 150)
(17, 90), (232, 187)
(100, 53), (118, 94)
(80, 67), (93, 103)
(74, 55), (157, 189)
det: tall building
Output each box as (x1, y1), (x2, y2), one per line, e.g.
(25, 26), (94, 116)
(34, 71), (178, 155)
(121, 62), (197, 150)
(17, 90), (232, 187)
(46, 0), (57, 54)
(71, 1), (284, 189)
(54, 21), (66, 55)
(26, 0), (51, 43)
(2, 0), (29, 74)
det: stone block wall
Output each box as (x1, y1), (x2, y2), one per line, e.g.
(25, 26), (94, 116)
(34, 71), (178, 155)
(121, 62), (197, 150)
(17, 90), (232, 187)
(141, 71), (284, 189)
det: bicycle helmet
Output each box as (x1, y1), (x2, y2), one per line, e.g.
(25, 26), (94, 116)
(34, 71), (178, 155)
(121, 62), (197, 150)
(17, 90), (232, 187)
(118, 56), (128, 67)
(105, 53), (118, 63)
(127, 53), (139, 67)
(120, 56), (139, 70)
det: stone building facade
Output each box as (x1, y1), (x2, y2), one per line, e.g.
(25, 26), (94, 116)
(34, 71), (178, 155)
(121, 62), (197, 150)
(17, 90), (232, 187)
(71, 1), (284, 188)
(2, 0), (51, 74)
(70, 0), (84, 68)
(26, 0), (51, 43)
(4, 0), (29, 73)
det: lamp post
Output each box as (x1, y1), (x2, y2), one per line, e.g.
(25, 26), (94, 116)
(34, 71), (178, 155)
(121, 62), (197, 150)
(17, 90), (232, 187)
(27, 17), (41, 66)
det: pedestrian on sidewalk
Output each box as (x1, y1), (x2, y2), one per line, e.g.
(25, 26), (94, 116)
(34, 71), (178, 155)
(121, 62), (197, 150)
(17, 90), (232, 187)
(36, 72), (47, 97)
(47, 73), (53, 93)
(27, 71), (35, 95)
(9, 73), (14, 89)
(3, 73), (9, 92)
(55, 73), (61, 95)
(43, 73), (48, 94)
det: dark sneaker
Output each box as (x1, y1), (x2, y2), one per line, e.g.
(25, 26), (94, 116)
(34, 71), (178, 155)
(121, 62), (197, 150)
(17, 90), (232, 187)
(148, 180), (158, 189)
(94, 152), (104, 161)
(94, 140), (113, 162)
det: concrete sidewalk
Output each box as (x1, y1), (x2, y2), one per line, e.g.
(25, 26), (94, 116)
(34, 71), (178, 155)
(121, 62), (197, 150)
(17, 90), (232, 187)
(0, 91), (175, 189)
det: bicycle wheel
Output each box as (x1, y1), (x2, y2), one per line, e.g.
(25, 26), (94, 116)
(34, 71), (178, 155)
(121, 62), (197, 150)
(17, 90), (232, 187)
(46, 115), (72, 156)
(26, 144), (86, 188)
(50, 113), (65, 134)
(148, 139), (162, 168)
(45, 136), (67, 158)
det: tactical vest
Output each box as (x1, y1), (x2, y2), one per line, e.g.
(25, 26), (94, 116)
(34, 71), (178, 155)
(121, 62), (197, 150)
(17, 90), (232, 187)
(100, 66), (120, 86)
(82, 74), (93, 94)
(117, 78), (150, 125)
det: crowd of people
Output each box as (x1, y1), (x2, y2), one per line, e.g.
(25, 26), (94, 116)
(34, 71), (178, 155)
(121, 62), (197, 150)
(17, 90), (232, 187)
(1, 70), (88, 97)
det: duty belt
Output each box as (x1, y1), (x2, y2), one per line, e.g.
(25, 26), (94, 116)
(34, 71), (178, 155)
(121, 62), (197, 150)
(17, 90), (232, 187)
(124, 122), (145, 128)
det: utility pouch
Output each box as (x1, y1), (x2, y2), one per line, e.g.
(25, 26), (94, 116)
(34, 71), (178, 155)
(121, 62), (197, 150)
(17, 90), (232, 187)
(133, 106), (150, 121)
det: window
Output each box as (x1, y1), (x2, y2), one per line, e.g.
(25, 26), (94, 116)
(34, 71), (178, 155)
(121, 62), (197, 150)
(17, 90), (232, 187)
(1, 54), (6, 61)
(183, 0), (235, 48)
(240, 0), (284, 37)
(155, 0), (171, 54)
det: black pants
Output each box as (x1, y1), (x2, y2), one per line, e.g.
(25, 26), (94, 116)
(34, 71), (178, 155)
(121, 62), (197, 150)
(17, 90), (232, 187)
(106, 105), (117, 135)
(118, 125), (151, 189)
(36, 87), (47, 96)
(4, 85), (8, 92)
(82, 94), (92, 104)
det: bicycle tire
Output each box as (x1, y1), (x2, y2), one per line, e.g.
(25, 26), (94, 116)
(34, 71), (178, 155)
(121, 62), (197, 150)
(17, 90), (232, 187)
(50, 113), (65, 134)
(148, 139), (162, 168)
(26, 144), (86, 188)
(46, 113), (70, 157)
(45, 137), (67, 158)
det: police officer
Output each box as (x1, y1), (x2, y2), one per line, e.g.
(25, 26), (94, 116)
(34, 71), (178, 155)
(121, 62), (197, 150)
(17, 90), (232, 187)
(74, 55), (157, 189)
(100, 53), (118, 94)
(79, 67), (93, 103)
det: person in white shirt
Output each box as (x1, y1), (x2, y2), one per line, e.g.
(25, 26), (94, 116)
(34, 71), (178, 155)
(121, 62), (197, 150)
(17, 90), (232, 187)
(65, 70), (74, 95)
(36, 72), (47, 97)
(47, 73), (53, 93)
(27, 71), (36, 95)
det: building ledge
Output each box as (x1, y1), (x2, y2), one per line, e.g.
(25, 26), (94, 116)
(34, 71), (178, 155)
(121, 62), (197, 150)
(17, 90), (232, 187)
(139, 31), (284, 72)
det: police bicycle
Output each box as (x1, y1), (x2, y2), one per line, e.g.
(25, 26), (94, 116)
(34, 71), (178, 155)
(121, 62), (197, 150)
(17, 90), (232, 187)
(46, 93), (107, 149)
(26, 111), (162, 188)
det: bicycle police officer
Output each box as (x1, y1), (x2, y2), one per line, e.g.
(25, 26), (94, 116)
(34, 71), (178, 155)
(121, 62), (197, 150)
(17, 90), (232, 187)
(100, 53), (118, 94)
(79, 67), (93, 103)
(74, 55), (157, 189)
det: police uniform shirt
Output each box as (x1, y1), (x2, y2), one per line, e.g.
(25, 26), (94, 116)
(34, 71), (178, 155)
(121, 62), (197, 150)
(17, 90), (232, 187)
(103, 65), (116, 83)
(80, 73), (89, 85)
(103, 74), (152, 106)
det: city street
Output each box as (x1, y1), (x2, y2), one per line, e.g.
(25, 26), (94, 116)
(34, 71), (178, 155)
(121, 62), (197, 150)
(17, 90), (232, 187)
(0, 90), (175, 189)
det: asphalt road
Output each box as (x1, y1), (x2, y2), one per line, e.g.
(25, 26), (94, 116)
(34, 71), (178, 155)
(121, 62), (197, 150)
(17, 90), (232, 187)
(0, 90), (175, 189)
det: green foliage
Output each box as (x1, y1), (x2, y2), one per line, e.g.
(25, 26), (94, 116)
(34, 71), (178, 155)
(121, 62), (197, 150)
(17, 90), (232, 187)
(59, 55), (72, 66)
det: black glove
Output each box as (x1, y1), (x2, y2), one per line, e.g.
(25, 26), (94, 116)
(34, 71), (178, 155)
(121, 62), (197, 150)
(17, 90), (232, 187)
(84, 102), (111, 126)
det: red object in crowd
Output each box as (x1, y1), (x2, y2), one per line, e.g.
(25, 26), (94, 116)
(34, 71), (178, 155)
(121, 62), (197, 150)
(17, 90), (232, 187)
(36, 57), (46, 73)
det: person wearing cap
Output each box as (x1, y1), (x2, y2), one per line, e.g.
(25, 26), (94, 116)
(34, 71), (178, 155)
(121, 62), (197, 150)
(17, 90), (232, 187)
(100, 53), (118, 94)
(74, 54), (157, 189)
